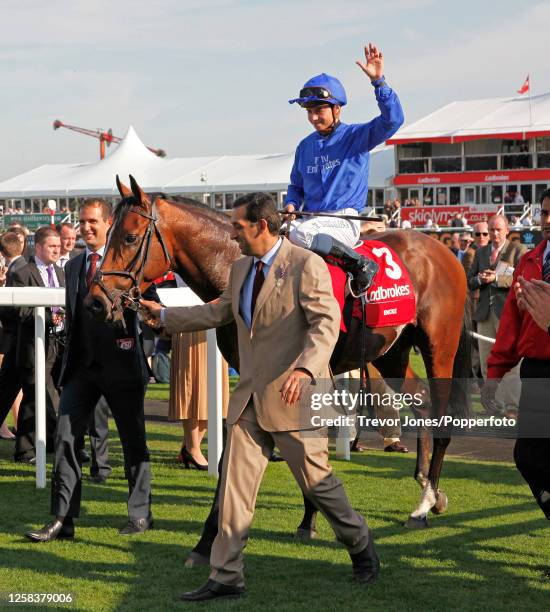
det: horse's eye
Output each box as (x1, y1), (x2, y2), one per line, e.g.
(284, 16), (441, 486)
(125, 234), (138, 245)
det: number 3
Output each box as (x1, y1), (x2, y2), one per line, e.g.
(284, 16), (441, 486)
(371, 247), (402, 280)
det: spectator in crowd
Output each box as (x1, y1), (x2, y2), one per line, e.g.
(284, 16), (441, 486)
(504, 190), (514, 204)
(472, 221), (490, 250)
(383, 199), (394, 218)
(400, 219), (412, 229)
(450, 212), (466, 228)
(510, 215), (521, 228)
(424, 216), (434, 229)
(514, 191), (525, 205)
(468, 215), (527, 418)
(11, 226), (64, 463)
(449, 232), (460, 256)
(56, 222), (77, 269)
(481, 189), (550, 525)
(457, 232), (475, 272)
(0, 232), (26, 441)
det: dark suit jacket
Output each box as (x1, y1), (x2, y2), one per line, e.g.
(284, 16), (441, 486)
(58, 252), (149, 387)
(0, 256), (29, 353)
(467, 239), (527, 322)
(10, 257), (65, 369)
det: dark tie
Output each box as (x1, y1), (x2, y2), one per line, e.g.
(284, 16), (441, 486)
(250, 261), (265, 318)
(543, 252), (550, 283)
(46, 265), (56, 288)
(86, 253), (101, 289)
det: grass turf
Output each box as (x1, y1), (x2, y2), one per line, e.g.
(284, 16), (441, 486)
(0, 420), (549, 611)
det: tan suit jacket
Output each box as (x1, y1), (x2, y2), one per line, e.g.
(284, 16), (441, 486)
(467, 239), (527, 322)
(164, 238), (340, 431)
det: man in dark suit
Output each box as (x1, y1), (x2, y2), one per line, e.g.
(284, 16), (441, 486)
(10, 226), (64, 463)
(56, 220), (111, 479)
(26, 198), (153, 542)
(468, 214), (527, 414)
(0, 232), (28, 439)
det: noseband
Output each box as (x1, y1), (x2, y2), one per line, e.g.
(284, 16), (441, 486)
(93, 201), (172, 321)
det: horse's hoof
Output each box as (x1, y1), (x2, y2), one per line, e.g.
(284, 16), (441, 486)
(184, 551), (210, 568)
(431, 490), (448, 515)
(295, 528), (318, 541)
(404, 515), (429, 529)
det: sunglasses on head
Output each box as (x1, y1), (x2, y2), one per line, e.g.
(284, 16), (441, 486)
(300, 86), (332, 99)
(475, 232), (489, 237)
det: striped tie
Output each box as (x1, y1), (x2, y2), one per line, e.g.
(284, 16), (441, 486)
(543, 252), (550, 283)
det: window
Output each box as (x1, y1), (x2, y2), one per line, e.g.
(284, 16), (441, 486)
(422, 187), (434, 206)
(436, 187), (447, 205)
(397, 142), (432, 159)
(491, 186), (503, 204)
(464, 187), (475, 204)
(398, 159), (429, 173)
(536, 137), (550, 152)
(464, 139), (501, 155)
(432, 157), (462, 172)
(450, 186), (461, 205)
(535, 183), (550, 203)
(465, 156), (498, 171)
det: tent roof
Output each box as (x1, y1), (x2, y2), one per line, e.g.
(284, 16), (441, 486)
(0, 127), (394, 198)
(387, 91), (550, 145)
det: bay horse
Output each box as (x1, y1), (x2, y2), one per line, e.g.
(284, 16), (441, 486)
(86, 175), (471, 549)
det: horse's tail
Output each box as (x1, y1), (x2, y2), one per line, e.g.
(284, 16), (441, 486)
(449, 292), (473, 418)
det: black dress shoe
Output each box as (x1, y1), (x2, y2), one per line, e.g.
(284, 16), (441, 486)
(179, 580), (245, 602)
(269, 451), (285, 462)
(88, 474), (107, 484)
(119, 517), (153, 535)
(14, 455), (36, 465)
(350, 529), (380, 584)
(25, 520), (74, 542)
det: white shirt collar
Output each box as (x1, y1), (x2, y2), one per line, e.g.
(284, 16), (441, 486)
(85, 245), (105, 260)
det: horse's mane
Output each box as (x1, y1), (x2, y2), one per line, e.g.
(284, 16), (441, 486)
(114, 194), (231, 227)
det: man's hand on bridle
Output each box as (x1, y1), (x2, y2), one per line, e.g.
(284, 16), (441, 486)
(139, 299), (163, 330)
(283, 203), (297, 222)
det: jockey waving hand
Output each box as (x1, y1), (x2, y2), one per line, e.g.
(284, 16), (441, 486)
(285, 42), (404, 294)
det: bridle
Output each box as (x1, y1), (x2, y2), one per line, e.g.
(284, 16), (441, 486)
(93, 200), (172, 322)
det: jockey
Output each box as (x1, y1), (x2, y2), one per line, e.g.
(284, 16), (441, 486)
(285, 42), (404, 294)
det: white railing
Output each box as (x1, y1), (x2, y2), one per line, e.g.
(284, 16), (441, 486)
(0, 287), (223, 487)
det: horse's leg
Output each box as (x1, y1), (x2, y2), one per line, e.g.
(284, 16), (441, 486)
(405, 328), (457, 528)
(295, 493), (319, 540)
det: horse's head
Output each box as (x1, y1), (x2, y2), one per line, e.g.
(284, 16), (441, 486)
(85, 175), (172, 323)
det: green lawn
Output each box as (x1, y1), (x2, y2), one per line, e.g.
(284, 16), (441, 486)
(0, 420), (549, 611)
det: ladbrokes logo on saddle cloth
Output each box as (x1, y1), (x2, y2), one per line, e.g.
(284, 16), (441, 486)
(326, 240), (416, 330)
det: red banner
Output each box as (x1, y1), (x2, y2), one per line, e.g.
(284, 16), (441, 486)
(393, 168), (550, 186)
(401, 205), (498, 227)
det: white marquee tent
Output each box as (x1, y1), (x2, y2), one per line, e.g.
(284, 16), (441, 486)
(0, 127), (395, 200)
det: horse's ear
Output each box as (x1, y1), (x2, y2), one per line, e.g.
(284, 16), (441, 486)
(116, 175), (132, 198)
(129, 174), (150, 210)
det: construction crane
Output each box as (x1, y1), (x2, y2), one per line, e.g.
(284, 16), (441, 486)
(52, 120), (167, 159)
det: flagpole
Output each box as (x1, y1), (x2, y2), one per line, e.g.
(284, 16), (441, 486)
(528, 73), (533, 126)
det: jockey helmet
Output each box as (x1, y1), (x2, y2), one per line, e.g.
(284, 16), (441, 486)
(289, 73), (347, 107)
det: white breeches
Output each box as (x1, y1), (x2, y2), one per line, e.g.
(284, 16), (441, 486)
(288, 208), (361, 249)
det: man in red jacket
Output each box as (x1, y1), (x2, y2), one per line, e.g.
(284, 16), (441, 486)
(482, 189), (550, 522)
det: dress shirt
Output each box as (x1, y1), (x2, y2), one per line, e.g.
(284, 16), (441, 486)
(35, 256), (59, 287)
(85, 245), (105, 273)
(240, 238), (282, 329)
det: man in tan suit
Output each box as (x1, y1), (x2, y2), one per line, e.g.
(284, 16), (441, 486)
(141, 193), (377, 602)
(467, 214), (527, 414)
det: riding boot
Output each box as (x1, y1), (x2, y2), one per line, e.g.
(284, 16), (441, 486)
(310, 234), (379, 294)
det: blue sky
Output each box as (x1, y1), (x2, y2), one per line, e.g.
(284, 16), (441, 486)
(1, 0), (548, 180)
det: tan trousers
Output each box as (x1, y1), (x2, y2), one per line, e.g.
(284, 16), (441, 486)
(478, 309), (521, 409)
(209, 404), (369, 586)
